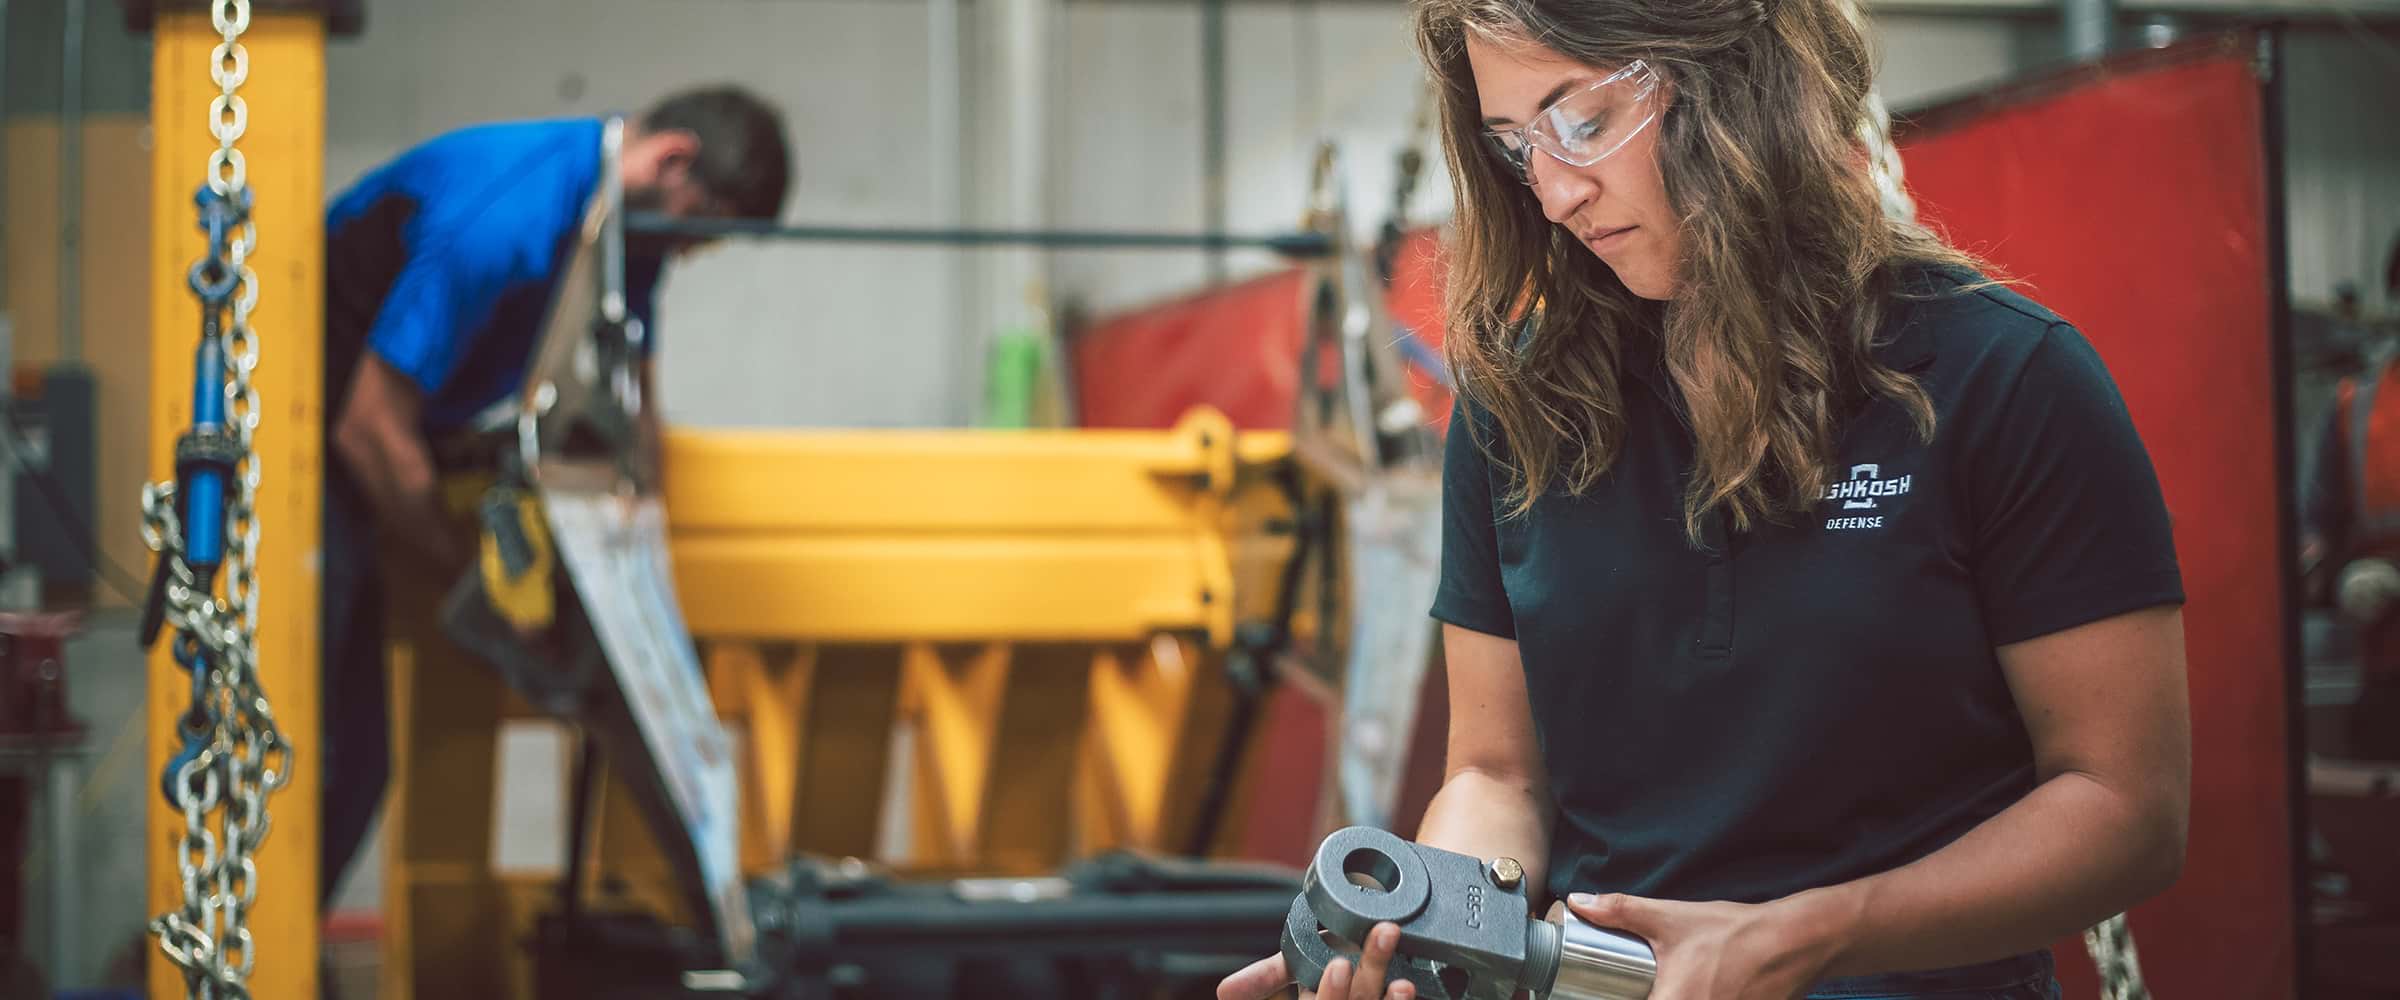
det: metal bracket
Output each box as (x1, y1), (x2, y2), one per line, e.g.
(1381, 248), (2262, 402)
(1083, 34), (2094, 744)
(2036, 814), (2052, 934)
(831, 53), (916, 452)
(1283, 827), (1657, 1000)
(511, 116), (654, 492)
(1282, 893), (1457, 1000)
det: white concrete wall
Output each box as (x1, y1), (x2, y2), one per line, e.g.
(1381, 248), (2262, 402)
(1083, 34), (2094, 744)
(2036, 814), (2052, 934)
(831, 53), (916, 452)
(1048, 5), (2045, 315)
(327, 0), (962, 429)
(1048, 3), (1454, 316)
(321, 0), (2047, 432)
(313, 3), (2400, 424)
(1875, 12), (2045, 105)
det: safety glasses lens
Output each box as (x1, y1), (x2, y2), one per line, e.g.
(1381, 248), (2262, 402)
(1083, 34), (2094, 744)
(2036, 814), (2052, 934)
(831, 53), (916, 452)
(1486, 63), (1658, 185)
(1532, 76), (1654, 168)
(1485, 133), (1532, 183)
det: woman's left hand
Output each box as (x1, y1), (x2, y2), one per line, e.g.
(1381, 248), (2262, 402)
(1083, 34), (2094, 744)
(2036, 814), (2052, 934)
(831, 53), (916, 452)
(1564, 891), (1840, 1000)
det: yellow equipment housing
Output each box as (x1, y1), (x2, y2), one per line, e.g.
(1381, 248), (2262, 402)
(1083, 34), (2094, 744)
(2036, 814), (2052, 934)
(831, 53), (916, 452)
(372, 407), (1333, 997)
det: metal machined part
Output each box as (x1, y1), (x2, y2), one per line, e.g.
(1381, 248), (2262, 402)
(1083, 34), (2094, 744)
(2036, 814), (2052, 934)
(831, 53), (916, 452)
(1551, 916), (1660, 999)
(1281, 894), (1455, 1000)
(1282, 827), (1657, 1000)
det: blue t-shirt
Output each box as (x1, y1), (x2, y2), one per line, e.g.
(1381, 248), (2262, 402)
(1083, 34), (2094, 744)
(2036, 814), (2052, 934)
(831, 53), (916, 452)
(324, 117), (661, 434)
(1432, 264), (2185, 906)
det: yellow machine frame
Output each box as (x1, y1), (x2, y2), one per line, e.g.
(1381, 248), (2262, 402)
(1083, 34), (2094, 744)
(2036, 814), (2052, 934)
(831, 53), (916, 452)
(371, 409), (1321, 995)
(670, 408), (1309, 870)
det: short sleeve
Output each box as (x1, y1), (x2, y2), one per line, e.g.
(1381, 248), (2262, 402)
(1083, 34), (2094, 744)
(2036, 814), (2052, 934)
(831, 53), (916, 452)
(366, 243), (508, 395)
(1968, 323), (2185, 645)
(1431, 398), (1518, 638)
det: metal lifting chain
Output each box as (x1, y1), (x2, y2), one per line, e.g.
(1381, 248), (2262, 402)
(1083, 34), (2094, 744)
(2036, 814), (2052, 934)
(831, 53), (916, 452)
(139, 2), (291, 998)
(2085, 912), (2152, 1000)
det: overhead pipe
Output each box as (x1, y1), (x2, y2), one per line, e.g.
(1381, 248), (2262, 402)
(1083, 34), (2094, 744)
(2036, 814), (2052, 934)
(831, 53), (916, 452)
(624, 213), (1335, 257)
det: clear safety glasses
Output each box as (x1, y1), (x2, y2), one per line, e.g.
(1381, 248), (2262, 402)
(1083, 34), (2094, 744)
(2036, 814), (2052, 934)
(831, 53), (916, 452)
(1483, 60), (1661, 186)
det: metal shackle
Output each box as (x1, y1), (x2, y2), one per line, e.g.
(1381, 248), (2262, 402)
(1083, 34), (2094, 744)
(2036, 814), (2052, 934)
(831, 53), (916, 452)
(1281, 826), (1658, 1000)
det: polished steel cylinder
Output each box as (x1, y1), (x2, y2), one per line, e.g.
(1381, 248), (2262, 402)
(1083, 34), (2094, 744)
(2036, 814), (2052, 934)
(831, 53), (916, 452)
(1544, 914), (1657, 1000)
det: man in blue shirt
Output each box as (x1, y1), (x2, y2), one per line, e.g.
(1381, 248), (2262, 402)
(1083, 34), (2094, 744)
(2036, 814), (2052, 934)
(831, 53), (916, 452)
(318, 85), (791, 905)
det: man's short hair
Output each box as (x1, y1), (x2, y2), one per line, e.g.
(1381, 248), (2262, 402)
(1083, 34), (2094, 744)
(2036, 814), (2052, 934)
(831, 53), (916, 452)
(641, 85), (792, 220)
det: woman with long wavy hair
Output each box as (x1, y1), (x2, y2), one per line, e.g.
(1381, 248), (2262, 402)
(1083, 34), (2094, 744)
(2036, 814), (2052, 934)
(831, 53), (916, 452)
(1220, 1), (2190, 998)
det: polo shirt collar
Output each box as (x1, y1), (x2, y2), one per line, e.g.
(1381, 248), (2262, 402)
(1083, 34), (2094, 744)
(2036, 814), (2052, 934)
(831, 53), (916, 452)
(1871, 293), (1941, 374)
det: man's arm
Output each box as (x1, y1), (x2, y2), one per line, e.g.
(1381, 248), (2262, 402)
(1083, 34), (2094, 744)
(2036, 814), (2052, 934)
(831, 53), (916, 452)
(332, 354), (465, 570)
(335, 201), (514, 569)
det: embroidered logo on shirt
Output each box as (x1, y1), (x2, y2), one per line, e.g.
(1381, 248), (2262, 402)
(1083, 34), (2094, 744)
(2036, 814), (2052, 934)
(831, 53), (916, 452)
(1821, 463), (1910, 530)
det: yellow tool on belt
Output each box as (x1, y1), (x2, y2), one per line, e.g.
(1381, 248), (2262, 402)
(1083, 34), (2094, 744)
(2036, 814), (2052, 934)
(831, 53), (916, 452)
(477, 483), (556, 632)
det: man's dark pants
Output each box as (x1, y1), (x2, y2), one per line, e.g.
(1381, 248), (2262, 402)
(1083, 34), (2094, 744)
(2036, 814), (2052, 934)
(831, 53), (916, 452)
(319, 461), (389, 906)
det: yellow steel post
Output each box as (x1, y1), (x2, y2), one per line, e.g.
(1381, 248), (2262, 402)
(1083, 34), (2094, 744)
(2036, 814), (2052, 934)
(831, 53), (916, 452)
(145, 10), (324, 1000)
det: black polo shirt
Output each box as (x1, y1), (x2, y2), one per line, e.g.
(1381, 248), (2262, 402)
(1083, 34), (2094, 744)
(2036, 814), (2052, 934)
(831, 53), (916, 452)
(1431, 265), (2184, 906)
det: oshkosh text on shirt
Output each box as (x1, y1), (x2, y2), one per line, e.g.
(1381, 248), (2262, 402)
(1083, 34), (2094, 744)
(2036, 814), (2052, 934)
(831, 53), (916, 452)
(1822, 463), (1910, 530)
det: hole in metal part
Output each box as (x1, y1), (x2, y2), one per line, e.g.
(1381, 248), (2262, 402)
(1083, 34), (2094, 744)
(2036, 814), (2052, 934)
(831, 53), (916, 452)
(1343, 847), (1402, 894)
(1317, 926), (1362, 957)
(1439, 965), (1471, 998)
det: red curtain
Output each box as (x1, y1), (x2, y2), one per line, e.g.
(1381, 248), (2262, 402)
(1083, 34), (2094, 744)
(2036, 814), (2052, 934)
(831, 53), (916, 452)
(1386, 228), (1458, 432)
(1073, 268), (1313, 430)
(1898, 34), (2292, 1000)
(1072, 230), (1457, 432)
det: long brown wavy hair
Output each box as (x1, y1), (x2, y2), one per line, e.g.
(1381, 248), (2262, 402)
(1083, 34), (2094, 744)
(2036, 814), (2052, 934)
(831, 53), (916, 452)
(1415, 0), (1982, 541)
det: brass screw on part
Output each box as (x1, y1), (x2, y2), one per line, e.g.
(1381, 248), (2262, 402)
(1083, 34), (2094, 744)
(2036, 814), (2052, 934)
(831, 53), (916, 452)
(1487, 857), (1524, 891)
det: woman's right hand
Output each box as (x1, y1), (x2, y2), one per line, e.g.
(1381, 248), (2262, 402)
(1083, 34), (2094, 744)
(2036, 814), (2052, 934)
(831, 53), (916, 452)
(1216, 923), (1418, 1000)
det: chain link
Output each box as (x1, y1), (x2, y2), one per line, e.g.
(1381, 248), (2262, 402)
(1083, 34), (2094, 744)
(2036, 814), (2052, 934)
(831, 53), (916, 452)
(145, 4), (288, 998)
(2085, 912), (2151, 1000)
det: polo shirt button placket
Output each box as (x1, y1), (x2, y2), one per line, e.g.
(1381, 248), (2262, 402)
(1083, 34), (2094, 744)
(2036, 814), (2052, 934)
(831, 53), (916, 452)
(1699, 511), (1734, 657)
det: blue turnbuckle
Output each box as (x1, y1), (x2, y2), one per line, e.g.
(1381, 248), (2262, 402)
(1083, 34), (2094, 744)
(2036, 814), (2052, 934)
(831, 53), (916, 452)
(186, 185), (251, 307)
(158, 636), (215, 808)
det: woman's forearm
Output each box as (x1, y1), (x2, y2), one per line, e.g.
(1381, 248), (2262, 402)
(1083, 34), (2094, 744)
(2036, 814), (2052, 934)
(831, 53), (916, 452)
(1781, 770), (2185, 978)
(1412, 768), (1555, 901)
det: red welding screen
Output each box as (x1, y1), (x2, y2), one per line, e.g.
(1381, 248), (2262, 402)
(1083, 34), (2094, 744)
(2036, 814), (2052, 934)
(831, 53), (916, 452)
(1897, 34), (2292, 999)
(1072, 229), (1456, 432)
(1072, 269), (1313, 430)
